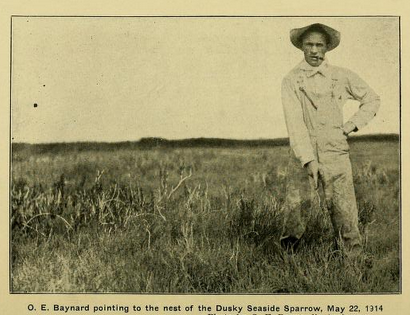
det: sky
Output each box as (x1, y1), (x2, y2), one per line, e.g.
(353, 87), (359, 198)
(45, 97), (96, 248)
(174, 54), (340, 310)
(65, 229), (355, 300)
(11, 17), (399, 143)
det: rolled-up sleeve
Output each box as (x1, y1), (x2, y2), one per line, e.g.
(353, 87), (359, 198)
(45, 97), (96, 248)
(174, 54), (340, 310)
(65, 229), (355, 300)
(281, 77), (315, 167)
(345, 70), (380, 130)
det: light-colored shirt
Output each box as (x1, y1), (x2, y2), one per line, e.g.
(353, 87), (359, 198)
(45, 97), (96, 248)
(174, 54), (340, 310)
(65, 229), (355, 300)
(281, 59), (380, 166)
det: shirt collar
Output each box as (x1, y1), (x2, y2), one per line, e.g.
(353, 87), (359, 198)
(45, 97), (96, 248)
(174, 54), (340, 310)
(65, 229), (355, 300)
(298, 58), (330, 78)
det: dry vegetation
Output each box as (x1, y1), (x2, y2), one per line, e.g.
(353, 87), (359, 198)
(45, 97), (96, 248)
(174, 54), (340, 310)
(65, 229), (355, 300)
(11, 139), (400, 293)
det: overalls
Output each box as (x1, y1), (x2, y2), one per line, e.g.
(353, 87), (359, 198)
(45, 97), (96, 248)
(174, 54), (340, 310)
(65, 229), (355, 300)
(281, 65), (362, 249)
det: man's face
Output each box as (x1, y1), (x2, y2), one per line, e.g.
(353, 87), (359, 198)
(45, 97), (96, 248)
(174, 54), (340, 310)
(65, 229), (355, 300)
(301, 31), (328, 67)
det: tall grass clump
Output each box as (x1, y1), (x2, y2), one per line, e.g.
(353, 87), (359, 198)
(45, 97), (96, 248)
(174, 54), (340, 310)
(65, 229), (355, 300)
(11, 141), (400, 293)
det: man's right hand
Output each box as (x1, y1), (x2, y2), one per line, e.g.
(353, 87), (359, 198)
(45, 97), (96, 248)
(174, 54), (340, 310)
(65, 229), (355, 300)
(305, 160), (319, 190)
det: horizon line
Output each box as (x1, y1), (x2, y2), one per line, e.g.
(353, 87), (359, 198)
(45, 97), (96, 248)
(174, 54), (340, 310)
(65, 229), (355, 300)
(11, 132), (400, 145)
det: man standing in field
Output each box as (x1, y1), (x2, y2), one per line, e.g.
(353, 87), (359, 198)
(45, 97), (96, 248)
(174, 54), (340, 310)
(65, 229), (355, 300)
(280, 23), (380, 254)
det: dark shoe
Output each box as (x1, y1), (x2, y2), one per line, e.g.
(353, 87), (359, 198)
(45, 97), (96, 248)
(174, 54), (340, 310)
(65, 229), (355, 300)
(280, 236), (301, 252)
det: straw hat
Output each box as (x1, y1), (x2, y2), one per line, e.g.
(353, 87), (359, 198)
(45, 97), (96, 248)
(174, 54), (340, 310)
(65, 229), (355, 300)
(290, 23), (341, 51)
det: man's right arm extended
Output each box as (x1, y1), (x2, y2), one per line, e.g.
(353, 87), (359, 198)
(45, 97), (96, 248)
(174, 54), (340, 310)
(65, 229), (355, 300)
(281, 77), (319, 188)
(281, 77), (316, 167)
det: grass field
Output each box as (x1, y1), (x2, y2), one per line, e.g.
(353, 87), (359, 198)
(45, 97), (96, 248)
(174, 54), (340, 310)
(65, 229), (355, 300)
(10, 138), (400, 293)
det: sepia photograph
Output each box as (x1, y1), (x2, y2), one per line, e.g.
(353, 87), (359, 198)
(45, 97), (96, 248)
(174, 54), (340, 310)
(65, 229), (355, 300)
(10, 16), (400, 294)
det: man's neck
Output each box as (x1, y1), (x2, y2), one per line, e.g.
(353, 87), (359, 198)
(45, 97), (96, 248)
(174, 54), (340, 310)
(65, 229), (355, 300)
(300, 58), (328, 70)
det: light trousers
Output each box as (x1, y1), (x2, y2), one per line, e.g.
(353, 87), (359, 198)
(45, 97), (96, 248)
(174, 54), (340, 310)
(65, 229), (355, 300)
(281, 147), (361, 249)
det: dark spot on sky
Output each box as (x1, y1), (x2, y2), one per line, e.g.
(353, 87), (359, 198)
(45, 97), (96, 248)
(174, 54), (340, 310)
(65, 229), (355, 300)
(34, 103), (38, 108)
(43, 84), (46, 87)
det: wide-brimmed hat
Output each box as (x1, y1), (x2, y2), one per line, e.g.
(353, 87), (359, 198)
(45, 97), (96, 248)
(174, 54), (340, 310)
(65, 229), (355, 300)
(290, 23), (340, 51)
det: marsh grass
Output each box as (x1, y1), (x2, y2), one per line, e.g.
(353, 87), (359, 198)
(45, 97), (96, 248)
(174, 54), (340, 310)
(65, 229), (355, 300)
(11, 141), (400, 293)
